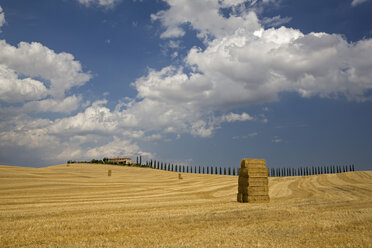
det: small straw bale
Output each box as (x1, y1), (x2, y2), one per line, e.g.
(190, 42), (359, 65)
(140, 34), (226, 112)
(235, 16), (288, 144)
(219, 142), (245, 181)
(178, 173), (183, 179)
(108, 170), (112, 176)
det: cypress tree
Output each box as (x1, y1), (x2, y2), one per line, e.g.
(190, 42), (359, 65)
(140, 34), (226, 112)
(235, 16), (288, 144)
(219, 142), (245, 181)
(207, 167), (209, 174)
(139, 156), (142, 166)
(203, 166), (205, 174)
(224, 168), (226, 175)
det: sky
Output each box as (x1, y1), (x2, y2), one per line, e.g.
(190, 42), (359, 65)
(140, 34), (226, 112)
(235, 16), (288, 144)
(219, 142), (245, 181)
(0, 0), (371, 170)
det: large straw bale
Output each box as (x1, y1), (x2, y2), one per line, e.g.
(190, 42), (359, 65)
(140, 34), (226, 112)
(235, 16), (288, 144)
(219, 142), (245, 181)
(239, 168), (269, 178)
(238, 177), (268, 186)
(237, 193), (243, 202)
(243, 194), (270, 203)
(238, 186), (268, 194)
(243, 177), (269, 186)
(238, 158), (269, 203)
(241, 159), (266, 168)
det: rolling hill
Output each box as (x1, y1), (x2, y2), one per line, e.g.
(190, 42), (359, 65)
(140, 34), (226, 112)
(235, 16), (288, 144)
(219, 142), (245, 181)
(0, 164), (371, 247)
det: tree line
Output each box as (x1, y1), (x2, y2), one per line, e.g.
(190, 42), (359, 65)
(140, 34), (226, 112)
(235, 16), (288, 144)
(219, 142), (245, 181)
(67, 157), (356, 177)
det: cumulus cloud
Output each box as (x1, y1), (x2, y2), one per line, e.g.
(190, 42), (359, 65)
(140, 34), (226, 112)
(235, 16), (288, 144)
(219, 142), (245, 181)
(2, 0), (372, 165)
(351, 0), (370, 6)
(221, 112), (254, 122)
(261, 15), (292, 27)
(0, 40), (91, 99)
(22, 95), (82, 113)
(0, 64), (47, 103)
(150, 0), (372, 105)
(151, 0), (261, 39)
(76, 0), (121, 8)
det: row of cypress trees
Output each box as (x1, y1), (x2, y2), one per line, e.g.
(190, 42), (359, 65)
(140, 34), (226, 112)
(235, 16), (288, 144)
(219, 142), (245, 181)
(145, 160), (237, 175)
(269, 164), (355, 177)
(145, 160), (355, 177)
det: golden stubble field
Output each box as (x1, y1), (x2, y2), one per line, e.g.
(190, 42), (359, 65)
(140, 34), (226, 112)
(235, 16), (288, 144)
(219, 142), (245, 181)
(0, 164), (371, 248)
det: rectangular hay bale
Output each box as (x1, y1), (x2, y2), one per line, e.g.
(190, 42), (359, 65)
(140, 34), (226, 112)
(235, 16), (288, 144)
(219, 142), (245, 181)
(238, 186), (268, 195)
(243, 194), (270, 203)
(247, 177), (268, 186)
(239, 168), (269, 178)
(241, 159), (266, 168)
(237, 193), (243, 202)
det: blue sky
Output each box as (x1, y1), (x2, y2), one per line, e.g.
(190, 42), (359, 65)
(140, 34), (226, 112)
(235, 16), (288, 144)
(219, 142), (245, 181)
(0, 0), (371, 170)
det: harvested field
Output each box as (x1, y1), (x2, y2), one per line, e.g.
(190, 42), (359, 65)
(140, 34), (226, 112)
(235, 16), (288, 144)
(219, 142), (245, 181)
(0, 164), (371, 247)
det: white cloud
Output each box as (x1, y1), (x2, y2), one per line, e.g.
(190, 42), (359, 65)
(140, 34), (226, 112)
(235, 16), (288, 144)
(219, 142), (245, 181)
(77, 0), (121, 8)
(261, 15), (292, 27)
(0, 40), (91, 99)
(151, 0), (260, 39)
(221, 112), (254, 122)
(0, 64), (47, 103)
(22, 95), (82, 114)
(351, 0), (370, 6)
(131, 0), (372, 138)
(0, 5), (5, 32)
(2, 0), (372, 165)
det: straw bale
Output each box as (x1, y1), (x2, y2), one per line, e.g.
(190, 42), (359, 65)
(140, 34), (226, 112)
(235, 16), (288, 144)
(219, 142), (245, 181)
(237, 193), (243, 202)
(237, 158), (269, 203)
(238, 186), (268, 194)
(243, 195), (270, 203)
(247, 177), (268, 186)
(239, 177), (268, 187)
(238, 177), (248, 186)
(239, 168), (269, 178)
(108, 170), (112, 176)
(241, 159), (266, 168)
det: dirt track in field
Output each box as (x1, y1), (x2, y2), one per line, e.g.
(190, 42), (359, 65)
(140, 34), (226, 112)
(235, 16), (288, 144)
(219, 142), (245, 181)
(0, 164), (371, 247)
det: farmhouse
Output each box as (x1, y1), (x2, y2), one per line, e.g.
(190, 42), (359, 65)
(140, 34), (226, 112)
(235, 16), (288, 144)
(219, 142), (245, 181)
(108, 157), (133, 164)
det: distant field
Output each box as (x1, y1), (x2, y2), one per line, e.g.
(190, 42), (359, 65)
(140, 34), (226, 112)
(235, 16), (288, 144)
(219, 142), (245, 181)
(0, 164), (371, 247)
